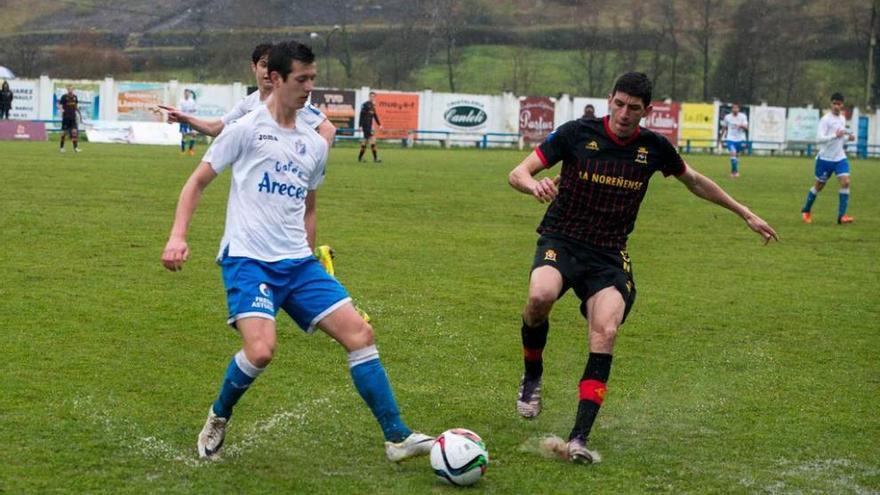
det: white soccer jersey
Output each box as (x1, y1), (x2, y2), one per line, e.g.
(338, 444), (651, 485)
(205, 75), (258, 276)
(723, 112), (748, 142)
(816, 112), (848, 162)
(179, 97), (197, 115)
(222, 91), (326, 129)
(204, 105), (329, 262)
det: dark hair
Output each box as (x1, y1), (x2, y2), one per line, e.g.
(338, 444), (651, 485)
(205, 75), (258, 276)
(611, 72), (653, 107)
(584, 104), (595, 110)
(831, 92), (845, 102)
(251, 43), (273, 65)
(267, 40), (315, 81)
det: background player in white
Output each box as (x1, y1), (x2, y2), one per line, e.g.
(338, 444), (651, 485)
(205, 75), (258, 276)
(800, 92), (855, 224)
(178, 89), (198, 156)
(721, 103), (748, 177)
(160, 43), (337, 146)
(161, 40), (432, 461)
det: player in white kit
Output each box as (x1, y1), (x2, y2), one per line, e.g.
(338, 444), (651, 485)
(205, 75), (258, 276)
(178, 89), (198, 155)
(161, 40), (432, 462)
(800, 92), (855, 224)
(721, 104), (748, 177)
(160, 43), (336, 145)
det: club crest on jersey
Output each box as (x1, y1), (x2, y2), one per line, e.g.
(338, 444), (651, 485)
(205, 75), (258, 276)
(635, 147), (649, 165)
(585, 140), (599, 151)
(294, 139), (306, 155)
(544, 249), (557, 262)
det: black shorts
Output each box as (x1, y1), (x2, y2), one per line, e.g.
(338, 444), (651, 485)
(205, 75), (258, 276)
(361, 126), (374, 139)
(61, 117), (78, 131)
(531, 234), (637, 323)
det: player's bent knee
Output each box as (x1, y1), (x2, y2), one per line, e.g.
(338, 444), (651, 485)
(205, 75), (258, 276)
(349, 321), (375, 349)
(245, 341), (276, 367)
(527, 288), (557, 314)
(590, 323), (620, 349)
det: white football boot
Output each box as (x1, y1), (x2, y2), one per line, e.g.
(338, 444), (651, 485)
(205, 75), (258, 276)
(567, 435), (599, 464)
(385, 432), (434, 462)
(517, 375), (543, 418)
(197, 408), (228, 459)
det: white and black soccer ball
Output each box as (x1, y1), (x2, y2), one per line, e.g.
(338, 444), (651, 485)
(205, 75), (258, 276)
(430, 428), (489, 486)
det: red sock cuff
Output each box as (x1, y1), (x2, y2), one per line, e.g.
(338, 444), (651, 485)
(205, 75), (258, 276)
(579, 379), (607, 405)
(523, 347), (544, 361)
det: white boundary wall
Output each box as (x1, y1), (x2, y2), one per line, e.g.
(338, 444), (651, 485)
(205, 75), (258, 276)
(5, 75), (879, 153)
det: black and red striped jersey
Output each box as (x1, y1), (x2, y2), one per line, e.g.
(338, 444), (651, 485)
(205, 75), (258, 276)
(59, 94), (79, 119)
(535, 116), (686, 250)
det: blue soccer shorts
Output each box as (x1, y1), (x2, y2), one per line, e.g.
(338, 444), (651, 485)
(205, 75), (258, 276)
(814, 157), (850, 182)
(725, 140), (744, 153)
(220, 252), (351, 333)
(179, 123), (192, 134)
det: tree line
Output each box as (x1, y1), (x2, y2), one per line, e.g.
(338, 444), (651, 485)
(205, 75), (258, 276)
(2, 0), (877, 107)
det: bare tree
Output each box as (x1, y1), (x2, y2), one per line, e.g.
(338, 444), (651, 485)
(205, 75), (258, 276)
(686, 0), (724, 101)
(570, 13), (608, 96)
(425, 0), (462, 92)
(4, 37), (44, 78)
(849, 0), (880, 107)
(660, 0), (682, 100)
(712, 0), (814, 105)
(623, 3), (644, 70)
(370, 5), (427, 88)
(336, 1), (355, 85)
(509, 45), (533, 95)
(49, 31), (131, 79)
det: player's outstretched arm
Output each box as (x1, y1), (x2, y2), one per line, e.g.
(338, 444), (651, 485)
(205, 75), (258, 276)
(508, 151), (558, 203)
(676, 165), (778, 245)
(158, 105), (225, 137)
(162, 162), (218, 271)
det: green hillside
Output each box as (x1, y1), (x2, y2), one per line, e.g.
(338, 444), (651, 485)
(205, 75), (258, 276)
(1, 0), (876, 107)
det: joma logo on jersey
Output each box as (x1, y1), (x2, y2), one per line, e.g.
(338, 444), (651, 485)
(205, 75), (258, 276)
(258, 134), (279, 141)
(635, 147), (649, 164)
(585, 140), (599, 151)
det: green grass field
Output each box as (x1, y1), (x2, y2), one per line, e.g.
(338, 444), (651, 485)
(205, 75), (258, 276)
(1, 141), (878, 494)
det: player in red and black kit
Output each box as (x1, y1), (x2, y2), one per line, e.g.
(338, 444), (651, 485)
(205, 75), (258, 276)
(358, 91), (382, 163)
(508, 72), (778, 463)
(58, 85), (82, 153)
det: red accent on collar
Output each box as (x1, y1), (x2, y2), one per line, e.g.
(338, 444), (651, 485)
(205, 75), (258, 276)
(603, 116), (641, 146)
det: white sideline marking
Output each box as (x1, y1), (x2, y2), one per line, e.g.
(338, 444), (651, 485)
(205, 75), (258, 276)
(71, 393), (342, 466)
(72, 396), (203, 468)
(742, 458), (880, 494)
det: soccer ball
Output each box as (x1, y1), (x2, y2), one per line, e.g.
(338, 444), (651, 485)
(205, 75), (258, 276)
(430, 428), (489, 486)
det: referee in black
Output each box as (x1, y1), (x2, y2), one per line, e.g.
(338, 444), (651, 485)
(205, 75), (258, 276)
(358, 91), (382, 163)
(508, 72), (777, 463)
